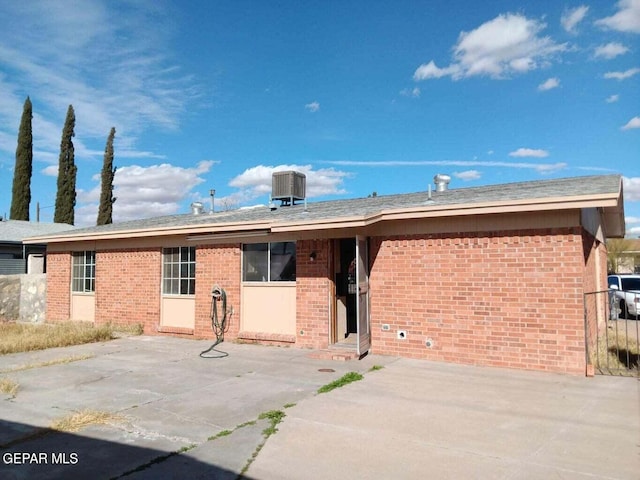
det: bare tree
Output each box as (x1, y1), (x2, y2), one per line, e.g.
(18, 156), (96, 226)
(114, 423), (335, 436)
(606, 238), (632, 274)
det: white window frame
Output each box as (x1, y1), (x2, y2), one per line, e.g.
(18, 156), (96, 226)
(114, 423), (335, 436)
(71, 251), (96, 293)
(162, 246), (196, 296)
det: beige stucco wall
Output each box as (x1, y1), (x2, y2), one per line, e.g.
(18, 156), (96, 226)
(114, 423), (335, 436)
(71, 293), (95, 321)
(161, 296), (196, 329)
(241, 283), (296, 335)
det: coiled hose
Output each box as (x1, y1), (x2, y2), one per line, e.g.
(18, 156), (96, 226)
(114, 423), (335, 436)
(200, 285), (231, 358)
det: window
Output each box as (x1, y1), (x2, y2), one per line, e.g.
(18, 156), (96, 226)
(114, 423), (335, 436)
(621, 278), (640, 291)
(72, 251), (95, 293)
(242, 242), (296, 282)
(163, 247), (196, 295)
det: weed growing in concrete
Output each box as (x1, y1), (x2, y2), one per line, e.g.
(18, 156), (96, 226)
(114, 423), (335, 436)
(0, 354), (94, 374)
(239, 409), (286, 476)
(369, 364), (384, 372)
(177, 444), (196, 453)
(317, 371), (363, 394)
(208, 429), (233, 441)
(50, 409), (124, 433)
(283, 402), (296, 409)
(0, 377), (19, 397)
(258, 410), (285, 436)
(236, 420), (257, 428)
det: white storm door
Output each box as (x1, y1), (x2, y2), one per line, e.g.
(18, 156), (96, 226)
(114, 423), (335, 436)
(356, 236), (370, 356)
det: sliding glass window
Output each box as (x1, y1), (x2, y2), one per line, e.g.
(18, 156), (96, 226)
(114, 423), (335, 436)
(242, 242), (296, 282)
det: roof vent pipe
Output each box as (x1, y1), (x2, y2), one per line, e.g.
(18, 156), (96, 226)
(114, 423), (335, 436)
(190, 202), (204, 215)
(434, 174), (451, 192)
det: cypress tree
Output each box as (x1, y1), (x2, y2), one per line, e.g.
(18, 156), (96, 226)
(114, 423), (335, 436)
(97, 127), (117, 225)
(10, 97), (33, 220)
(53, 105), (77, 225)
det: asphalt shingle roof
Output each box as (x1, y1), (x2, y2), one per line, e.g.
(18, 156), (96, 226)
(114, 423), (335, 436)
(0, 220), (74, 243)
(26, 174), (622, 240)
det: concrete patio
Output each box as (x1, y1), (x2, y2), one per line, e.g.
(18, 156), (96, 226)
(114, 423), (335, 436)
(1, 336), (638, 479)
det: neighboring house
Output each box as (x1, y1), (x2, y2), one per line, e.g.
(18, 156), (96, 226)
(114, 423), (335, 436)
(25, 174), (625, 375)
(612, 239), (640, 274)
(0, 219), (74, 274)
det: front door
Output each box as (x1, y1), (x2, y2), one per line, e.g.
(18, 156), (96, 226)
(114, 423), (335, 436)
(356, 236), (370, 356)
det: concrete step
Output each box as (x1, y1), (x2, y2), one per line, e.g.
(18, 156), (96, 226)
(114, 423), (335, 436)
(308, 348), (359, 361)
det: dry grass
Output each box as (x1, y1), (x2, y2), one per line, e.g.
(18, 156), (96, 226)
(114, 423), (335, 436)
(0, 322), (115, 355)
(114, 323), (144, 336)
(0, 354), (94, 374)
(50, 409), (124, 433)
(0, 377), (19, 397)
(592, 326), (640, 375)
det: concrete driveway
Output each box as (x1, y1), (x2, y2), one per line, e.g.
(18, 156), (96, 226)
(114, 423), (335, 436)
(1, 336), (638, 479)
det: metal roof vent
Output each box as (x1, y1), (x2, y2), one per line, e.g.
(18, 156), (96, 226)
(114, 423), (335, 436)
(272, 171), (306, 206)
(434, 174), (451, 192)
(190, 202), (204, 215)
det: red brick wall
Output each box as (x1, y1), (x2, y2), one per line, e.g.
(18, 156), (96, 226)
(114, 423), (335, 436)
(45, 251), (71, 321)
(296, 239), (331, 349)
(194, 244), (241, 339)
(95, 248), (161, 333)
(369, 228), (587, 374)
(45, 227), (595, 374)
(582, 233), (607, 371)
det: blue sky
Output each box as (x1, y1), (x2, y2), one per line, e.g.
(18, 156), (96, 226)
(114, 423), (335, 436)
(0, 0), (639, 233)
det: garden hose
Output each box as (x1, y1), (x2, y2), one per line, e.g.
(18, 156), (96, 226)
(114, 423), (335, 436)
(200, 285), (231, 358)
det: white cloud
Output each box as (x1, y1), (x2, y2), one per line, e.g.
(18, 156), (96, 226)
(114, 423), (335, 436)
(594, 42), (630, 59)
(0, 2), (195, 166)
(509, 148), (549, 158)
(399, 87), (421, 97)
(323, 159), (566, 174)
(626, 216), (640, 224)
(604, 67), (640, 80)
(41, 165), (58, 177)
(74, 160), (215, 226)
(229, 164), (348, 202)
(413, 14), (566, 81)
(623, 176), (640, 201)
(305, 101), (320, 113)
(453, 170), (481, 181)
(606, 94), (620, 103)
(413, 61), (460, 80)
(621, 116), (640, 130)
(561, 5), (589, 33)
(595, 0), (640, 33)
(538, 77), (560, 91)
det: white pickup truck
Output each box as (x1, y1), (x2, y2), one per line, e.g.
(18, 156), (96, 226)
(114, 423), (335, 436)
(608, 274), (640, 318)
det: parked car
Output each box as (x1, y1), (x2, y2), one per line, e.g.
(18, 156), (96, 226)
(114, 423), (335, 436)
(608, 274), (640, 318)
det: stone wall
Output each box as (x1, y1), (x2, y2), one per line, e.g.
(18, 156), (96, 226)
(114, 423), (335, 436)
(0, 274), (47, 323)
(0, 276), (20, 322)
